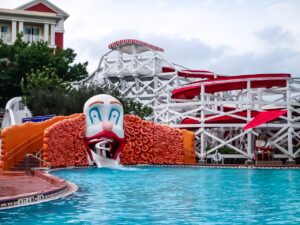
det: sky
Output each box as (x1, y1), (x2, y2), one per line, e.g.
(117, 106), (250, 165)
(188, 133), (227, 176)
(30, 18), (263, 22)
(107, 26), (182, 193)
(2, 0), (300, 76)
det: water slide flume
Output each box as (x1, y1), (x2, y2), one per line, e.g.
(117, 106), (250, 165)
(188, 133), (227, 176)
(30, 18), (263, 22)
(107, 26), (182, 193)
(171, 73), (290, 99)
(243, 110), (288, 130)
(171, 73), (290, 128)
(90, 140), (120, 168)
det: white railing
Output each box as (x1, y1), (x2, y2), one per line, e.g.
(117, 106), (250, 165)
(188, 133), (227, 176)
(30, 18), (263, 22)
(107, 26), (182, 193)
(23, 34), (44, 43)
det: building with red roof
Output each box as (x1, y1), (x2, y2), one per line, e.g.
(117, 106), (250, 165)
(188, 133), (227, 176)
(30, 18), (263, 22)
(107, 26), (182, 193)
(0, 0), (68, 48)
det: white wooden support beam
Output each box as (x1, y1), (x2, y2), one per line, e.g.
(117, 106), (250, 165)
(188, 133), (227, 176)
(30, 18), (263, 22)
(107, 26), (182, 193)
(203, 130), (252, 158)
(200, 84), (205, 156)
(286, 80), (295, 160)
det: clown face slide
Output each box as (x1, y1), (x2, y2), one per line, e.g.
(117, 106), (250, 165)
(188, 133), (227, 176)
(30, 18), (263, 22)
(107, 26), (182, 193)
(83, 94), (125, 167)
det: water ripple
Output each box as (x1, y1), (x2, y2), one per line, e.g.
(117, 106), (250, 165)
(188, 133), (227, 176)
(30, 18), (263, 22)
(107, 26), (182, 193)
(1, 168), (300, 224)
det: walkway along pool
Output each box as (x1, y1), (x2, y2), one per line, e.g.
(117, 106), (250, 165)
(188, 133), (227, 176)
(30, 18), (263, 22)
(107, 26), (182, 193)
(1, 167), (300, 224)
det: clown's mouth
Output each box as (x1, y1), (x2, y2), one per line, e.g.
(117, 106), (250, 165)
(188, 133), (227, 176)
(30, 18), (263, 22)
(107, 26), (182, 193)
(86, 135), (123, 161)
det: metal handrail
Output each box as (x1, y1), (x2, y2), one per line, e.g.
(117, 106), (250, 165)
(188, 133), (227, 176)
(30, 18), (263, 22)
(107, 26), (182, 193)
(35, 147), (44, 159)
(3, 131), (44, 170)
(6, 131), (44, 160)
(25, 154), (52, 176)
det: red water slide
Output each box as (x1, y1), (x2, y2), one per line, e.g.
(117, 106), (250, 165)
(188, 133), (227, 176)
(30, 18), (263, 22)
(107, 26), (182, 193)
(170, 73), (290, 126)
(172, 73), (290, 99)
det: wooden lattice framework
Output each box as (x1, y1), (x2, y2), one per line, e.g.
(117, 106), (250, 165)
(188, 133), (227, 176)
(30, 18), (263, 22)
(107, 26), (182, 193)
(76, 39), (300, 162)
(155, 77), (300, 161)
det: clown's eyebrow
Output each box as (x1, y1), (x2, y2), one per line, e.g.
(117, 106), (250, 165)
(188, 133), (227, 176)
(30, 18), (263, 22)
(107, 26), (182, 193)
(89, 100), (104, 107)
(110, 100), (121, 105)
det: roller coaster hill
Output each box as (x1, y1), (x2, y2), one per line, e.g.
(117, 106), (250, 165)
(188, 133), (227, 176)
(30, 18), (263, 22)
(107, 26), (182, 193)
(75, 39), (300, 165)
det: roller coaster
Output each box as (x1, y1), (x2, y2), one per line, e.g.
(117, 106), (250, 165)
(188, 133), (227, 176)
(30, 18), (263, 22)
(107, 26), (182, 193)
(78, 39), (300, 163)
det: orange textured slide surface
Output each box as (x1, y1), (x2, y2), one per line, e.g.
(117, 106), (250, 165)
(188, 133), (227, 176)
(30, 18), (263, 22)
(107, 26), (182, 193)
(181, 129), (196, 164)
(42, 114), (88, 168)
(121, 115), (196, 165)
(0, 115), (78, 171)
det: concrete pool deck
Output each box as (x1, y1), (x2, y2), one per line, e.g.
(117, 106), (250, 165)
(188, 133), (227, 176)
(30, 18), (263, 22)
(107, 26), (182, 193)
(0, 171), (77, 210)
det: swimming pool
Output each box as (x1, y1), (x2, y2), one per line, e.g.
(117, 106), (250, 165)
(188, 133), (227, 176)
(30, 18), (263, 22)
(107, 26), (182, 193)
(1, 167), (300, 224)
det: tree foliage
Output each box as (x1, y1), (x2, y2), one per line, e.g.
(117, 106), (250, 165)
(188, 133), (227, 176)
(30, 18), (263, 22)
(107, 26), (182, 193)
(0, 34), (88, 108)
(1, 34), (152, 119)
(21, 69), (153, 118)
(123, 99), (153, 119)
(22, 67), (68, 92)
(21, 67), (70, 115)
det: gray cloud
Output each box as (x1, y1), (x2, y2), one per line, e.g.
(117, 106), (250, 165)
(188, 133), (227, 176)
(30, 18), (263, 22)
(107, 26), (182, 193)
(2, 1), (300, 77)
(73, 30), (300, 77)
(210, 48), (300, 76)
(72, 31), (229, 71)
(256, 26), (293, 45)
(146, 36), (230, 70)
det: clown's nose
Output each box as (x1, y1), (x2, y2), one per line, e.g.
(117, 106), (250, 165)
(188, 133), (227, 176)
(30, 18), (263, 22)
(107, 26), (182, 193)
(103, 121), (113, 132)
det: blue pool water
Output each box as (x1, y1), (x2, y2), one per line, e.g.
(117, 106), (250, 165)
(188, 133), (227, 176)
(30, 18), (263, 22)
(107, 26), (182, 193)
(1, 167), (300, 224)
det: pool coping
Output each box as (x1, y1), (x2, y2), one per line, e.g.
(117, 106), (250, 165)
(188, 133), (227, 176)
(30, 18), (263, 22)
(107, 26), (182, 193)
(125, 164), (300, 169)
(49, 164), (300, 170)
(0, 171), (78, 210)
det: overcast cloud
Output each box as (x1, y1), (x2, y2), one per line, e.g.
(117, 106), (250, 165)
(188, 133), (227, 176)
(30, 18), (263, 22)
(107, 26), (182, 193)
(2, 0), (300, 76)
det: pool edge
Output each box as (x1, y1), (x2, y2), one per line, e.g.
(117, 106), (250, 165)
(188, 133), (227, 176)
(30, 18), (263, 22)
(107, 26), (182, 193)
(0, 172), (78, 210)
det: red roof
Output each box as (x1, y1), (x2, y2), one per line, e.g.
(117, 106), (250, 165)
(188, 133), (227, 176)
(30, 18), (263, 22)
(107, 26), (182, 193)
(16, 0), (69, 19)
(25, 2), (56, 13)
(108, 39), (164, 52)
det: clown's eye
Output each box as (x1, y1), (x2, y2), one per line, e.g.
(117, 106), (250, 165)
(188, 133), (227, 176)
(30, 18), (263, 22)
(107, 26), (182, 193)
(109, 109), (120, 125)
(89, 107), (102, 124)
